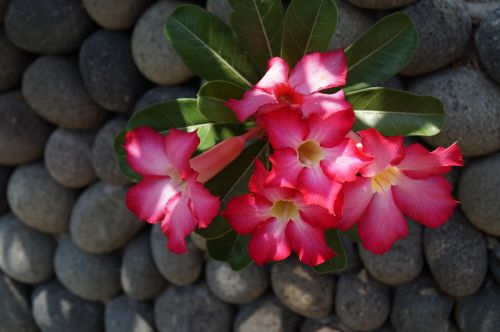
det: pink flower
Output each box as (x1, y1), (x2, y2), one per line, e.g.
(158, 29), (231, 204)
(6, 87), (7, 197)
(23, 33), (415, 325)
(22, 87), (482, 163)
(337, 129), (464, 254)
(223, 161), (337, 266)
(260, 107), (372, 215)
(226, 50), (350, 121)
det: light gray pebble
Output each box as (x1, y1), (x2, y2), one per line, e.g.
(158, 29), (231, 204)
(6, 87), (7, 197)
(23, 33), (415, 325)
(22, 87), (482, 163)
(133, 85), (198, 113)
(476, 8), (500, 84)
(105, 296), (154, 332)
(190, 232), (207, 251)
(330, 0), (374, 50)
(82, 0), (153, 30)
(0, 27), (32, 92)
(300, 314), (355, 332)
(347, 0), (415, 9)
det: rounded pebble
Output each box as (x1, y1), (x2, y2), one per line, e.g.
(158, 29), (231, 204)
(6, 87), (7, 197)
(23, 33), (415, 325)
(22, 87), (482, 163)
(206, 0), (231, 24)
(490, 253), (500, 284)
(476, 9), (500, 88)
(347, 0), (415, 9)
(0, 166), (12, 214)
(300, 314), (355, 332)
(0, 0), (9, 22)
(82, 0), (153, 30)
(133, 85), (198, 113)
(105, 296), (155, 332)
(0, 27), (32, 92)
(330, 0), (374, 50)
(466, 0), (500, 25)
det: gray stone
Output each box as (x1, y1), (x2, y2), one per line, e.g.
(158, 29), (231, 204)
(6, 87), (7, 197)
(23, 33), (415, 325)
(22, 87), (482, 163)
(206, 0), (231, 24)
(0, 27), (32, 92)
(0, 213), (55, 284)
(105, 296), (154, 332)
(455, 279), (500, 332)
(82, 0), (153, 30)
(155, 283), (233, 332)
(409, 66), (500, 157)
(335, 269), (390, 331)
(32, 280), (104, 332)
(476, 8), (500, 83)
(300, 315), (355, 332)
(54, 236), (121, 301)
(206, 259), (269, 304)
(133, 85), (198, 113)
(4, 0), (94, 53)
(459, 152), (500, 236)
(190, 232), (207, 251)
(80, 29), (148, 113)
(0, 0), (9, 22)
(0, 166), (12, 213)
(22, 56), (107, 130)
(466, 0), (500, 25)
(0, 91), (52, 165)
(0, 270), (38, 332)
(132, 0), (193, 85)
(391, 275), (454, 332)
(495, 242), (500, 261)
(234, 295), (302, 332)
(347, 0), (415, 9)
(7, 162), (77, 234)
(330, 0), (374, 50)
(45, 128), (97, 188)
(401, 0), (471, 76)
(490, 253), (500, 283)
(359, 220), (423, 285)
(424, 211), (487, 297)
(271, 257), (333, 319)
(375, 325), (396, 332)
(121, 231), (166, 301)
(150, 223), (203, 286)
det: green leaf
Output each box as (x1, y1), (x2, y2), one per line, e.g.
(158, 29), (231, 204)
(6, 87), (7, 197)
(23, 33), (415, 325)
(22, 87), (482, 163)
(113, 129), (141, 182)
(166, 4), (259, 88)
(313, 229), (347, 273)
(342, 225), (361, 243)
(281, 0), (337, 66)
(345, 12), (418, 89)
(228, 0), (284, 73)
(206, 231), (253, 271)
(347, 87), (444, 136)
(197, 80), (244, 123)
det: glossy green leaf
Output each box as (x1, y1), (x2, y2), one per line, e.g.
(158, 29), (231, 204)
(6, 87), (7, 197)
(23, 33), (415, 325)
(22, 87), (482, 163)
(166, 4), (259, 88)
(345, 12), (418, 89)
(281, 0), (337, 66)
(347, 87), (444, 136)
(114, 129), (141, 182)
(197, 80), (244, 123)
(228, 0), (284, 72)
(313, 229), (347, 273)
(206, 231), (252, 271)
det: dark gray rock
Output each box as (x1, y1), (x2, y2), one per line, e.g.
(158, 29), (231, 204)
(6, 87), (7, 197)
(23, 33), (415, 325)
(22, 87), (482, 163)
(7, 162), (77, 234)
(32, 280), (104, 332)
(300, 314), (355, 332)
(409, 66), (500, 157)
(45, 128), (97, 188)
(347, 0), (415, 9)
(155, 283), (233, 332)
(206, 0), (231, 24)
(476, 8), (500, 83)
(0, 91), (52, 165)
(133, 85), (198, 113)
(54, 236), (121, 301)
(495, 242), (500, 261)
(4, 0), (94, 53)
(121, 231), (166, 301)
(0, 27), (32, 92)
(490, 253), (500, 283)
(150, 223), (203, 286)
(206, 259), (269, 304)
(0, 0), (9, 22)
(466, 0), (500, 25)
(0, 166), (12, 213)
(82, 0), (153, 30)
(105, 296), (154, 332)
(401, 0), (471, 76)
(132, 0), (192, 85)
(190, 232), (207, 251)
(335, 269), (390, 331)
(424, 211), (487, 297)
(375, 325), (396, 332)
(330, 0), (374, 50)
(391, 275), (454, 332)
(22, 56), (107, 130)
(271, 257), (333, 319)
(70, 182), (143, 254)
(80, 29), (148, 113)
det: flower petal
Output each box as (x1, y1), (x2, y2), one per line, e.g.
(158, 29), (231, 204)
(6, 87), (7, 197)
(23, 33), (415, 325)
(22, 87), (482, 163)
(187, 176), (220, 228)
(256, 57), (290, 91)
(288, 50), (347, 94)
(359, 128), (404, 177)
(224, 194), (272, 234)
(226, 88), (277, 121)
(307, 110), (355, 147)
(249, 218), (291, 265)
(124, 127), (171, 176)
(267, 148), (302, 188)
(285, 220), (335, 266)
(301, 90), (352, 118)
(392, 174), (457, 228)
(248, 160), (270, 194)
(160, 192), (197, 254)
(336, 177), (374, 231)
(298, 203), (338, 230)
(259, 107), (308, 149)
(298, 166), (343, 216)
(164, 129), (199, 178)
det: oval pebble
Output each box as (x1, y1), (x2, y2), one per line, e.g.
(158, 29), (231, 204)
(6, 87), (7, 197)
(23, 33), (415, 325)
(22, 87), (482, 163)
(347, 0), (415, 9)
(330, 0), (374, 50)
(300, 314), (355, 332)
(475, 8), (500, 84)
(82, 0), (153, 30)
(105, 296), (155, 332)
(0, 27), (32, 92)
(133, 85), (198, 113)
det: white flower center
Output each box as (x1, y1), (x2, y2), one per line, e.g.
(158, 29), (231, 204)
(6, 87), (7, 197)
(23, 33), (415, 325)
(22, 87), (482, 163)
(271, 200), (299, 222)
(371, 166), (401, 193)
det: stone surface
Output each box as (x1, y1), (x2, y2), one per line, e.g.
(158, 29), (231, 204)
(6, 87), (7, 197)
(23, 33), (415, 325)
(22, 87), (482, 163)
(206, 0), (231, 24)
(206, 259), (269, 304)
(80, 29), (148, 113)
(150, 223), (203, 286)
(0, 91), (52, 165)
(0, 0), (9, 22)
(105, 296), (154, 332)
(234, 295), (302, 332)
(0, 166), (12, 213)
(359, 220), (423, 285)
(347, 0), (415, 9)
(54, 236), (121, 301)
(401, 0), (471, 76)
(32, 280), (104, 332)
(45, 128), (97, 188)
(476, 8), (500, 83)
(424, 211), (487, 297)
(409, 66), (500, 157)
(155, 283), (233, 332)
(22, 56), (107, 129)
(132, 0), (192, 85)
(0, 27), (31, 92)
(70, 182), (143, 254)
(466, 0), (500, 25)
(133, 85), (198, 113)
(300, 314), (355, 332)
(335, 269), (390, 331)
(271, 257), (333, 319)
(490, 253), (500, 283)
(330, 0), (374, 50)
(8, 162), (77, 234)
(121, 231), (166, 301)
(4, 0), (94, 53)
(82, 0), (153, 30)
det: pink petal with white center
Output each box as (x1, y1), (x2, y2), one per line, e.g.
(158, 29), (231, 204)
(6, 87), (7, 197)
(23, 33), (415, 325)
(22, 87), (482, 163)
(298, 166), (343, 216)
(358, 190), (409, 254)
(397, 142), (463, 179)
(224, 194), (272, 234)
(160, 192), (197, 254)
(226, 88), (277, 121)
(321, 138), (373, 183)
(124, 127), (171, 176)
(307, 110), (355, 148)
(288, 50), (347, 95)
(301, 90), (352, 118)
(285, 220), (335, 266)
(187, 176), (220, 228)
(256, 57), (290, 91)
(336, 177), (374, 231)
(164, 129), (199, 179)
(298, 203), (338, 230)
(259, 107), (308, 149)
(359, 129), (404, 177)
(267, 148), (302, 188)
(126, 176), (178, 222)
(392, 174), (457, 228)
(249, 218), (291, 265)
